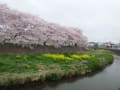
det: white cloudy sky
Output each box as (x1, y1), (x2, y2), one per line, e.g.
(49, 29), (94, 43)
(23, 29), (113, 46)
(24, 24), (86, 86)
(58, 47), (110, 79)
(0, 0), (120, 43)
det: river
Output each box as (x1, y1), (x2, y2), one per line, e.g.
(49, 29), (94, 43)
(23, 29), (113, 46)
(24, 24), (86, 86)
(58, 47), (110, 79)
(3, 55), (120, 90)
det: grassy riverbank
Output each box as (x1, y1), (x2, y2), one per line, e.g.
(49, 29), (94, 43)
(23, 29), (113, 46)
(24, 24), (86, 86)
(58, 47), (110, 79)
(0, 49), (113, 86)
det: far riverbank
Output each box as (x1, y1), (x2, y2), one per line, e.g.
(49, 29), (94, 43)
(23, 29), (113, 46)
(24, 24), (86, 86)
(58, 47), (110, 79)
(0, 49), (113, 87)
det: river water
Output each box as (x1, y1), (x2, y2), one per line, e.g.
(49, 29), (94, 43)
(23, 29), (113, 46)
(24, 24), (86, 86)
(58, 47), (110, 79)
(5, 55), (120, 90)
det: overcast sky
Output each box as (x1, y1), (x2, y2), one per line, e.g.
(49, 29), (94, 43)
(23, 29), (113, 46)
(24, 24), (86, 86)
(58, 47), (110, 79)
(0, 0), (120, 43)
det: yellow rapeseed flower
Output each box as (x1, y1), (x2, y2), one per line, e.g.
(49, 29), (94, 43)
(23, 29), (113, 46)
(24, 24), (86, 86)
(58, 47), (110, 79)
(71, 54), (91, 60)
(16, 54), (21, 59)
(42, 53), (72, 61)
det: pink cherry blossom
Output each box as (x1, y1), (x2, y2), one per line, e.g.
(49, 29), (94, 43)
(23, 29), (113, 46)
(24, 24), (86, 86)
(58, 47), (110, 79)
(0, 4), (88, 48)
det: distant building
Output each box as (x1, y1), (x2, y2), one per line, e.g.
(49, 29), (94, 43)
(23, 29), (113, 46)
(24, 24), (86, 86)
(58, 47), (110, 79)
(112, 43), (120, 49)
(88, 42), (98, 49)
(98, 42), (117, 49)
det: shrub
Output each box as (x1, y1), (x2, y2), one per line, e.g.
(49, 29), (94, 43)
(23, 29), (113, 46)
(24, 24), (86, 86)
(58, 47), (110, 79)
(46, 72), (64, 80)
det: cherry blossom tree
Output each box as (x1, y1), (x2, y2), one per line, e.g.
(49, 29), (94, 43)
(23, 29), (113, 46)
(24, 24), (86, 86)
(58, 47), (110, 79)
(0, 4), (88, 49)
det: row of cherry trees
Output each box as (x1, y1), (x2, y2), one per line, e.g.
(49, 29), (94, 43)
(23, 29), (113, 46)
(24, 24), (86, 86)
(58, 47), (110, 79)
(0, 4), (88, 48)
